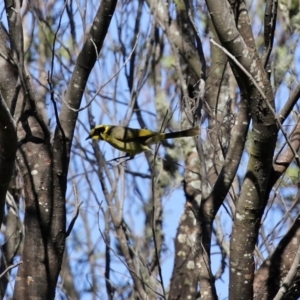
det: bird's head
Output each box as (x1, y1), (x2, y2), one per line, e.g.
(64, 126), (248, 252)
(86, 125), (106, 140)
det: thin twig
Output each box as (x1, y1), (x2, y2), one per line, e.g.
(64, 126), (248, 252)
(66, 184), (83, 237)
(0, 261), (22, 278)
(262, 0), (278, 69)
(48, 3), (67, 140)
(151, 145), (166, 298)
(184, 0), (206, 79)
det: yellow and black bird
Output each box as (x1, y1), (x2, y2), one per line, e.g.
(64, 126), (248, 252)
(86, 125), (199, 159)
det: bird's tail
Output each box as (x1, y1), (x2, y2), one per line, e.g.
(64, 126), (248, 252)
(164, 126), (199, 140)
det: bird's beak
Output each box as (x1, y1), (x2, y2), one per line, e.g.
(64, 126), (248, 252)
(86, 135), (91, 140)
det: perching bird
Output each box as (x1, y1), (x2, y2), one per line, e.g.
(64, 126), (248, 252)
(86, 124), (199, 159)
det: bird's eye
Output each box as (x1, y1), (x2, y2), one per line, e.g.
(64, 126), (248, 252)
(95, 127), (105, 135)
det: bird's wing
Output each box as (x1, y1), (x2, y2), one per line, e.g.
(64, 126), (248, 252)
(109, 126), (158, 142)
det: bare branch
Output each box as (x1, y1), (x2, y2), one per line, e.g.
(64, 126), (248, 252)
(210, 38), (300, 168)
(65, 185), (83, 237)
(0, 261), (22, 279)
(263, 0), (278, 68)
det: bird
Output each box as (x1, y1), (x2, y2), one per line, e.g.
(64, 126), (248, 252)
(86, 124), (199, 160)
